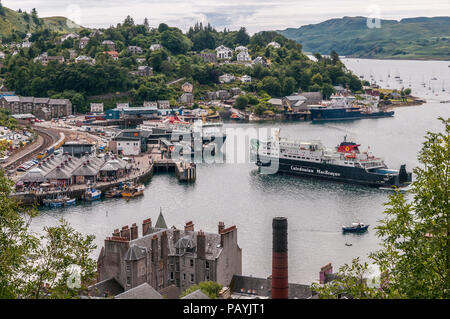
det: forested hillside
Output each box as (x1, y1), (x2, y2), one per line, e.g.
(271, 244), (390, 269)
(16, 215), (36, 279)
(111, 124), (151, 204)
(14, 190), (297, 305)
(278, 16), (450, 60)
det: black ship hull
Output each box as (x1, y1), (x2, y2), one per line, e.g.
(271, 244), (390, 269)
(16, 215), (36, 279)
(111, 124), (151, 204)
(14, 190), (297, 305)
(310, 107), (394, 122)
(255, 155), (411, 188)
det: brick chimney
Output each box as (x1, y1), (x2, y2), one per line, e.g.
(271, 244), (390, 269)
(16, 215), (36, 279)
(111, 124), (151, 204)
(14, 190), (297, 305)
(120, 226), (130, 241)
(218, 221), (225, 234)
(184, 221), (194, 232)
(151, 235), (159, 263)
(112, 229), (120, 237)
(319, 263), (333, 284)
(219, 225), (236, 248)
(142, 218), (152, 236)
(173, 228), (180, 245)
(272, 217), (288, 299)
(130, 223), (138, 240)
(161, 231), (168, 260)
(197, 230), (206, 260)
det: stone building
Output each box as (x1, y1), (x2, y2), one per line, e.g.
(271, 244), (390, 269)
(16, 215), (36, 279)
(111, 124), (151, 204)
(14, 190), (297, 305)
(79, 37), (90, 49)
(96, 215), (242, 296)
(0, 96), (72, 120)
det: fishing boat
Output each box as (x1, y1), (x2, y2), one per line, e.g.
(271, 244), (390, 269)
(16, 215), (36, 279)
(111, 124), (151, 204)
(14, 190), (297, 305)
(342, 223), (369, 233)
(121, 184), (145, 198)
(84, 188), (102, 201)
(105, 188), (123, 198)
(43, 196), (76, 208)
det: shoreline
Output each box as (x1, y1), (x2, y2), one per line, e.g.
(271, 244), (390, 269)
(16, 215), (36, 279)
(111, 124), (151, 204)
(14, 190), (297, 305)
(342, 56), (450, 62)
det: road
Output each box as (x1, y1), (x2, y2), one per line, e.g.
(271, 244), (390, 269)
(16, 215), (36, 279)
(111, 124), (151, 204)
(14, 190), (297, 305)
(2, 126), (59, 171)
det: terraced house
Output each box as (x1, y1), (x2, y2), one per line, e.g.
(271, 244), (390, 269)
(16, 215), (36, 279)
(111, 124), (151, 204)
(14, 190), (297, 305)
(0, 96), (72, 120)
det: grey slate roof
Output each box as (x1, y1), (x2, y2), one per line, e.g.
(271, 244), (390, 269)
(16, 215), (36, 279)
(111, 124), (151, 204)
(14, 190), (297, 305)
(89, 277), (124, 297)
(155, 211), (168, 229)
(230, 275), (313, 299)
(124, 245), (147, 261)
(181, 289), (210, 299)
(115, 283), (162, 299)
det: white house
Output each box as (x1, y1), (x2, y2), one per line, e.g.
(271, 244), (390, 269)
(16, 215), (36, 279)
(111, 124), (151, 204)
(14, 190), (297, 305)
(143, 101), (158, 108)
(235, 46), (248, 52)
(237, 51), (251, 63)
(150, 44), (163, 51)
(267, 41), (281, 49)
(90, 103), (104, 113)
(219, 74), (235, 83)
(79, 37), (90, 49)
(61, 33), (79, 43)
(215, 45), (233, 59)
(75, 55), (95, 64)
(241, 75), (252, 83)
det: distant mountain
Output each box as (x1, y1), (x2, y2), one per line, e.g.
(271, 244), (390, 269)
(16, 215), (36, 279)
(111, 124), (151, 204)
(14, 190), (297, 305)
(0, 6), (82, 37)
(278, 16), (450, 60)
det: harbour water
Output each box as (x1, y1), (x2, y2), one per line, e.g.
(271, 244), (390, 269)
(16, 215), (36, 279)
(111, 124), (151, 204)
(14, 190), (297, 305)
(30, 58), (450, 285)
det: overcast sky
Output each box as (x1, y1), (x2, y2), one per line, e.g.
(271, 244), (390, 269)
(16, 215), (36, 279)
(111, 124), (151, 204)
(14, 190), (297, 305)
(3, 0), (450, 33)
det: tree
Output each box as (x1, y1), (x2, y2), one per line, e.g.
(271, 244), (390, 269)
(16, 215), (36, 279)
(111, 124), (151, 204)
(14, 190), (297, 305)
(158, 23), (169, 33)
(180, 281), (223, 299)
(312, 118), (450, 299)
(330, 50), (340, 65)
(234, 95), (249, 110)
(321, 83), (335, 99)
(0, 162), (97, 298)
(235, 27), (250, 46)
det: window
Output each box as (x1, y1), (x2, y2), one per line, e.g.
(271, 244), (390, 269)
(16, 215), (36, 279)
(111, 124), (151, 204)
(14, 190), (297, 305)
(183, 273), (186, 280)
(205, 261), (210, 269)
(190, 274), (194, 282)
(190, 259), (194, 267)
(170, 272), (174, 280)
(126, 277), (131, 286)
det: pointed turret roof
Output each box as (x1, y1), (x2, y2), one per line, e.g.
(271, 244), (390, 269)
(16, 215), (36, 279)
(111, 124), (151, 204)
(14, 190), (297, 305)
(155, 209), (168, 229)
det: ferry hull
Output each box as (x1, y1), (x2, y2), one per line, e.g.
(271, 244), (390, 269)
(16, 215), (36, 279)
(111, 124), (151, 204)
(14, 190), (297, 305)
(310, 108), (394, 122)
(256, 155), (411, 187)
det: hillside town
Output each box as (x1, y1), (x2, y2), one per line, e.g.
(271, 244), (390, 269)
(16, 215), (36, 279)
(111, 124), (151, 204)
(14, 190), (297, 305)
(0, 3), (448, 306)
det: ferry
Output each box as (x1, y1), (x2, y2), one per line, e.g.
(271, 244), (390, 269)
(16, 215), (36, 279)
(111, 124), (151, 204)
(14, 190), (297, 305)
(310, 95), (394, 122)
(84, 188), (102, 201)
(121, 184), (145, 198)
(251, 131), (412, 188)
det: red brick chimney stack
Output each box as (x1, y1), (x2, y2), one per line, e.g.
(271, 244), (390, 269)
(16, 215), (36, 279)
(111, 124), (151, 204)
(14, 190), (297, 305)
(185, 221), (194, 232)
(120, 226), (130, 241)
(197, 230), (206, 260)
(272, 217), (288, 299)
(142, 218), (152, 236)
(218, 221), (225, 234)
(130, 223), (138, 240)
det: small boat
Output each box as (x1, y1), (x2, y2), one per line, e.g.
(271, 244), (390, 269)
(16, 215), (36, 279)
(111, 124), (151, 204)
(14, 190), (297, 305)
(84, 188), (102, 201)
(65, 198), (76, 206)
(345, 242), (353, 246)
(342, 223), (369, 233)
(121, 184), (145, 198)
(105, 188), (122, 198)
(43, 196), (76, 208)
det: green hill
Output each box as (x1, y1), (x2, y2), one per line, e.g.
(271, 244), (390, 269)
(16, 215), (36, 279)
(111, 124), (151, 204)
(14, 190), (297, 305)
(0, 6), (82, 38)
(278, 16), (450, 60)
